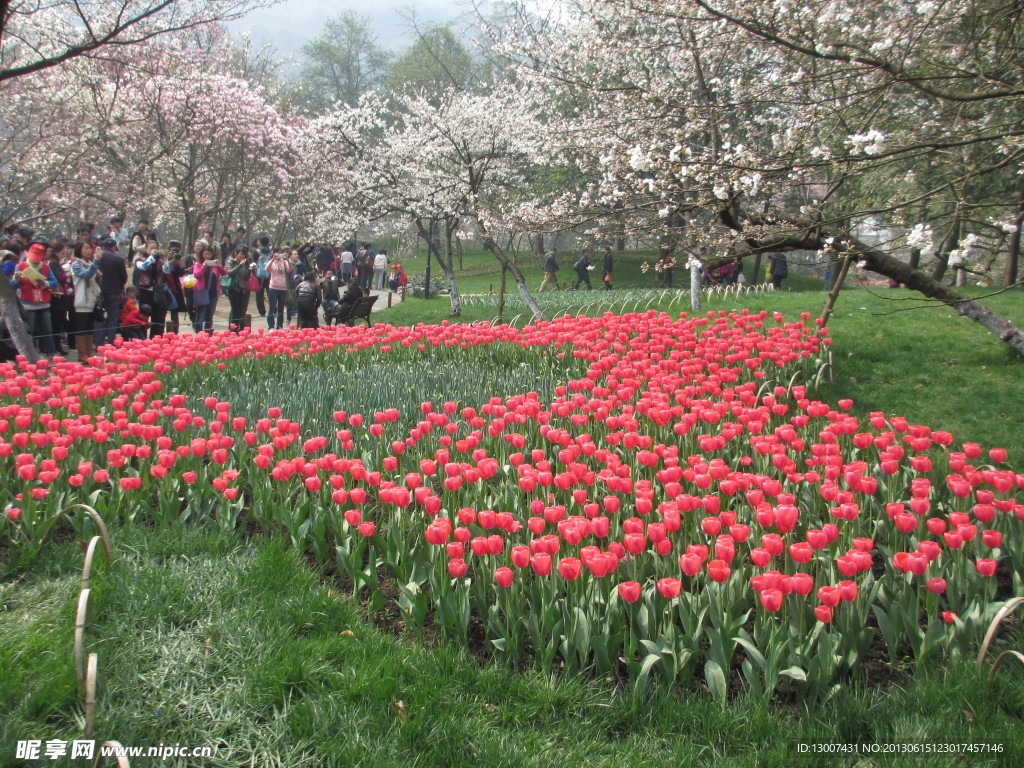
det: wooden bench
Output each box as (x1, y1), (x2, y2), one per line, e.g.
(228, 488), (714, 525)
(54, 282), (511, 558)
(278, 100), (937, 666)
(331, 294), (378, 327)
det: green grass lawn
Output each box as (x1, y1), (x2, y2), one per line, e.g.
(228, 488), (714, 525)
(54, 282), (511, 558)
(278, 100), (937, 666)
(4, 523), (1022, 768)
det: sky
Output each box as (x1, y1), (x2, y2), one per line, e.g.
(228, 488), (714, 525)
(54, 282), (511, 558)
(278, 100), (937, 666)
(230, 0), (487, 58)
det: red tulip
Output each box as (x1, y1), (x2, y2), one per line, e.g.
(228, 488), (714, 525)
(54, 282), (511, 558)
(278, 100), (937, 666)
(511, 546), (531, 568)
(982, 529), (1003, 548)
(531, 553), (552, 576)
(448, 558), (468, 578)
(817, 586), (841, 607)
(495, 567), (514, 588)
(707, 559), (730, 583)
(680, 553), (702, 576)
(759, 589), (783, 612)
(618, 581), (642, 603)
(656, 577), (682, 599)
(789, 543), (813, 564)
(926, 578), (946, 594)
(790, 573), (814, 596)
(837, 580), (858, 602)
(976, 558), (997, 577)
(557, 557), (582, 580)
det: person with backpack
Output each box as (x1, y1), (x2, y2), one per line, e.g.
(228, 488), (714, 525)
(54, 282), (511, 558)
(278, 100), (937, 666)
(356, 245), (373, 289)
(768, 253), (788, 289)
(539, 249), (560, 291)
(295, 271), (321, 329)
(573, 248), (593, 291)
(133, 240), (168, 337)
(252, 236), (272, 316)
(128, 220), (155, 261)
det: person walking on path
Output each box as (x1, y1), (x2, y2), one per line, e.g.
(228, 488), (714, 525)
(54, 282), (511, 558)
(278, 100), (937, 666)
(539, 249), (560, 291)
(573, 249), (593, 290)
(601, 246), (613, 290)
(768, 253), (788, 289)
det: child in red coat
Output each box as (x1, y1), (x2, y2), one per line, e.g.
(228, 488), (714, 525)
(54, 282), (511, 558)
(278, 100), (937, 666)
(119, 286), (150, 339)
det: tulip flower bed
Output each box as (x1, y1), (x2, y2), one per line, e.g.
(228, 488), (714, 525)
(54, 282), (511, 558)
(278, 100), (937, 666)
(1, 309), (1021, 704)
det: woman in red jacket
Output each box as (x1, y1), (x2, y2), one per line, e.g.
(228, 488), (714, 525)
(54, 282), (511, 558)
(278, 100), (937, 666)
(12, 241), (58, 356)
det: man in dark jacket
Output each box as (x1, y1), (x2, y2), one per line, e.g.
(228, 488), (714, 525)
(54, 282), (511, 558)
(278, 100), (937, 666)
(335, 278), (366, 326)
(539, 249), (560, 291)
(601, 246), (613, 290)
(95, 237), (128, 348)
(573, 249), (592, 290)
(768, 253), (788, 289)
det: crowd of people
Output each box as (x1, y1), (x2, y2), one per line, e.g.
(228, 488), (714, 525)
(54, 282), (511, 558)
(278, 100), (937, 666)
(0, 219), (409, 361)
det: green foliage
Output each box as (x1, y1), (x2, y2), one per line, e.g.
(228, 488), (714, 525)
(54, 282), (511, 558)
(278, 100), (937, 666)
(297, 12), (391, 113)
(385, 27), (475, 103)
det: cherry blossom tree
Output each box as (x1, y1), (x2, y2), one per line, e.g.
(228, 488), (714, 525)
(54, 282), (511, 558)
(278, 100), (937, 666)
(75, 30), (301, 245)
(0, 0), (275, 83)
(491, 0), (1024, 355)
(296, 87), (547, 318)
(0, 68), (102, 227)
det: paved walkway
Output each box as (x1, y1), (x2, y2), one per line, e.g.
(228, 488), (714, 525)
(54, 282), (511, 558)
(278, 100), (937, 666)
(198, 287), (396, 333)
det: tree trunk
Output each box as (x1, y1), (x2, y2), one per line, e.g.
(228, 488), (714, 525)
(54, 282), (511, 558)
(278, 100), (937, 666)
(531, 234), (544, 259)
(1006, 186), (1023, 287)
(416, 220), (461, 316)
(821, 255), (853, 326)
(498, 263), (507, 323)
(456, 235), (463, 270)
(751, 252), (763, 284)
(477, 224), (546, 320)
(0, 278), (40, 363)
(690, 262), (701, 312)
(932, 213), (960, 283)
(908, 248), (921, 270)
(443, 221), (462, 317)
(857, 240), (1024, 356)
